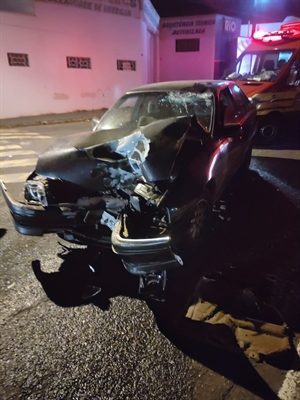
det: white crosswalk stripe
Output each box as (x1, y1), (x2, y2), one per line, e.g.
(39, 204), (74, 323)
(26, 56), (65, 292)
(0, 132), (40, 136)
(0, 129), (37, 134)
(0, 172), (32, 184)
(0, 150), (37, 157)
(0, 135), (51, 139)
(0, 130), (46, 183)
(0, 145), (21, 150)
(0, 158), (38, 168)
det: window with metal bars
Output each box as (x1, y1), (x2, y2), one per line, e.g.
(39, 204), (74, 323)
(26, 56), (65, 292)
(176, 39), (200, 52)
(117, 60), (136, 71)
(7, 53), (29, 67)
(66, 57), (91, 69)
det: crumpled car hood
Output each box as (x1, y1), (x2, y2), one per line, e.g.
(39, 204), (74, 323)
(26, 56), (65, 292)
(36, 117), (191, 191)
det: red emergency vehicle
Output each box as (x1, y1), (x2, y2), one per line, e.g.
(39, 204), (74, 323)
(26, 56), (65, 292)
(225, 21), (300, 144)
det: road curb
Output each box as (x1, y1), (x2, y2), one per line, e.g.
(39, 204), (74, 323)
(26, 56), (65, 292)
(0, 118), (94, 129)
(0, 109), (107, 129)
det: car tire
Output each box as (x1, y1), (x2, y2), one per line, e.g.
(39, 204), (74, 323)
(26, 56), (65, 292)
(184, 189), (212, 248)
(256, 114), (281, 145)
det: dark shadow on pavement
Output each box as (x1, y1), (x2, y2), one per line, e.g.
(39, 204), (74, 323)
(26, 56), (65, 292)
(32, 247), (138, 310)
(0, 228), (7, 239)
(32, 169), (299, 400)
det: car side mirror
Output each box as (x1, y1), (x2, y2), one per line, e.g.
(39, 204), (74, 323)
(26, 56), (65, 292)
(221, 123), (243, 138)
(91, 117), (100, 131)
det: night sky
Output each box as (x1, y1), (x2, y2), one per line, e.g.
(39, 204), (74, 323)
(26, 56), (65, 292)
(150, 0), (300, 24)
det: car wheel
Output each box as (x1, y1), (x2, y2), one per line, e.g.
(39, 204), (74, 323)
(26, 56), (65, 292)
(185, 190), (212, 247)
(256, 114), (281, 145)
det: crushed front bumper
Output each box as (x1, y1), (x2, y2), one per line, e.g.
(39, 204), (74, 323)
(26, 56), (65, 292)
(111, 219), (183, 275)
(1, 179), (183, 274)
(0, 180), (92, 236)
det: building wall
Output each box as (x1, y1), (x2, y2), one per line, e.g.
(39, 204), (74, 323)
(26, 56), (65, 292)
(214, 14), (241, 78)
(159, 15), (217, 81)
(144, 0), (160, 83)
(0, 0), (159, 118)
(159, 14), (241, 81)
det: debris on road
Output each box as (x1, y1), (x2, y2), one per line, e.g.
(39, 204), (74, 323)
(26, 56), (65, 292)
(184, 267), (295, 362)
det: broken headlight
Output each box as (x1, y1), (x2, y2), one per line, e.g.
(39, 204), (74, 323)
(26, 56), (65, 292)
(24, 180), (48, 207)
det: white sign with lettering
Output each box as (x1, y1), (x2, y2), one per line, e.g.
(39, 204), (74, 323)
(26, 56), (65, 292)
(160, 16), (216, 39)
(224, 18), (237, 32)
(35, 0), (142, 19)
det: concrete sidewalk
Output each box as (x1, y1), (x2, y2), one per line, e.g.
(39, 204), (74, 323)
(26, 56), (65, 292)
(0, 109), (107, 128)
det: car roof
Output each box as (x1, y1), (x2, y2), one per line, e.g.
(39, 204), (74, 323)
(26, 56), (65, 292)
(128, 80), (231, 94)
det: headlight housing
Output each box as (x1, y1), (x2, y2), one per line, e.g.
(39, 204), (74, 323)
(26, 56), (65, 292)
(24, 180), (48, 206)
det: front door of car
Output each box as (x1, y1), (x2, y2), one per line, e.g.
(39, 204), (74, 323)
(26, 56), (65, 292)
(209, 85), (253, 200)
(228, 83), (256, 139)
(222, 84), (254, 163)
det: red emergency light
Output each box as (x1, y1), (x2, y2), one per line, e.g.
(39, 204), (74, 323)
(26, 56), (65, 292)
(253, 21), (300, 44)
(280, 21), (300, 33)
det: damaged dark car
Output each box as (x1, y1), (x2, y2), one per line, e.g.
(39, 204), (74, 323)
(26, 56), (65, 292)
(0, 80), (256, 293)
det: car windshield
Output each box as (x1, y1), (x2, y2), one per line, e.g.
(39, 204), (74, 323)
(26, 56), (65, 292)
(97, 91), (214, 133)
(225, 50), (294, 82)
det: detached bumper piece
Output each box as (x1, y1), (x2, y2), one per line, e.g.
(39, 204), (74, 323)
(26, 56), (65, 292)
(0, 180), (90, 236)
(111, 217), (183, 276)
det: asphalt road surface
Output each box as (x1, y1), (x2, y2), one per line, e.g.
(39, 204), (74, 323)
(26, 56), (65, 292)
(0, 122), (299, 400)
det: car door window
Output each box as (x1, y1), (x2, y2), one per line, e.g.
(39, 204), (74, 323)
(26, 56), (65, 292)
(229, 84), (249, 115)
(219, 87), (236, 124)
